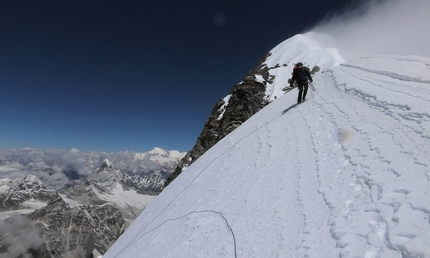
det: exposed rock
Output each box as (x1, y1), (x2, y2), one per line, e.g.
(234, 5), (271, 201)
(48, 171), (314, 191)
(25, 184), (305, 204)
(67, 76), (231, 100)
(0, 175), (59, 211)
(0, 162), (139, 258)
(0, 179), (126, 258)
(164, 53), (273, 187)
(27, 197), (125, 257)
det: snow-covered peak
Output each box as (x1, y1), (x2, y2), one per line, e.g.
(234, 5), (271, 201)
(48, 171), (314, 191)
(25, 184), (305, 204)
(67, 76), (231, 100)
(145, 147), (185, 159)
(7, 175), (43, 191)
(261, 32), (346, 102)
(0, 174), (59, 209)
(101, 159), (114, 168)
(86, 159), (124, 190)
(132, 148), (186, 172)
(264, 32), (344, 71)
(147, 147), (168, 155)
(104, 54), (430, 257)
(69, 148), (81, 153)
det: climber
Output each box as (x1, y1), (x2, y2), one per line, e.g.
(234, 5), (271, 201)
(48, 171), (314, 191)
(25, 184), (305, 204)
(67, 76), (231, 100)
(289, 62), (313, 103)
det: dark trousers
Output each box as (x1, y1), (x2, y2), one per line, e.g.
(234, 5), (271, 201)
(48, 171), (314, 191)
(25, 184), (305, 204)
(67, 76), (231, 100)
(297, 82), (308, 103)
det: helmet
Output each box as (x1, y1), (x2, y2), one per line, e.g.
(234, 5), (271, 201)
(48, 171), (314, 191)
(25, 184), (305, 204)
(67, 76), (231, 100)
(295, 62), (303, 67)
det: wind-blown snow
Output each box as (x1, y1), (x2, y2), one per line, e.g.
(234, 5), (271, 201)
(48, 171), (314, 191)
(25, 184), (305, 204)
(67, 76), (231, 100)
(312, 0), (430, 61)
(263, 32), (344, 102)
(265, 32), (344, 70)
(104, 34), (430, 257)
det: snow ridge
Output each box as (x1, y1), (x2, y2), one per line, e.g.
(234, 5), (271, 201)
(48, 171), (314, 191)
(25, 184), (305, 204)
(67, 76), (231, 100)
(261, 32), (344, 102)
(104, 34), (430, 258)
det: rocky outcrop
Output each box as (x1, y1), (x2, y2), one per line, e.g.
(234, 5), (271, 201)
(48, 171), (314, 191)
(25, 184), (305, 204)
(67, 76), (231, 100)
(0, 160), (152, 257)
(164, 54), (273, 187)
(27, 197), (125, 258)
(0, 175), (126, 258)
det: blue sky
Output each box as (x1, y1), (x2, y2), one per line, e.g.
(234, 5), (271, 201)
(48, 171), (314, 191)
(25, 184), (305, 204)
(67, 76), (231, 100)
(0, 0), (351, 152)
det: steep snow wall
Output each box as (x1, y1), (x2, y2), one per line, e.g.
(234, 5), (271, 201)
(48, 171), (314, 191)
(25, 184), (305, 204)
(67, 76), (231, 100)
(104, 54), (430, 257)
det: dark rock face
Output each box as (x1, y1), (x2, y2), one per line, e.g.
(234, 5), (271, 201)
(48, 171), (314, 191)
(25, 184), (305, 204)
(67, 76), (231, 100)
(27, 197), (125, 258)
(0, 167), (130, 258)
(164, 54), (273, 187)
(0, 176), (126, 258)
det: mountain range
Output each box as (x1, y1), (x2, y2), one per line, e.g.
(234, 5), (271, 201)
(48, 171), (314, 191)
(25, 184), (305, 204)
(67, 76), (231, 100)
(0, 148), (185, 257)
(0, 147), (184, 190)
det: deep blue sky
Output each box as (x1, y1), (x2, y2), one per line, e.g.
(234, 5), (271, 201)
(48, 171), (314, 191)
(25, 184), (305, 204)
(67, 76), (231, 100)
(0, 0), (350, 152)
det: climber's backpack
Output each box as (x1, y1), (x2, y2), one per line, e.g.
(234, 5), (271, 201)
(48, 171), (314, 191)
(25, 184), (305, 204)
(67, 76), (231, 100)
(297, 67), (309, 81)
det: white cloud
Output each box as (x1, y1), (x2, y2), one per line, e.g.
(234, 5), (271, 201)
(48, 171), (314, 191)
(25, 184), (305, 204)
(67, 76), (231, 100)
(312, 0), (430, 61)
(0, 149), (79, 190)
(61, 148), (91, 177)
(0, 213), (44, 258)
(38, 169), (70, 190)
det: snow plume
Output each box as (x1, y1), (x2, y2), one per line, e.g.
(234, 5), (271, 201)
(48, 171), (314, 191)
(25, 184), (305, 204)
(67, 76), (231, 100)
(0, 213), (43, 258)
(312, 0), (430, 61)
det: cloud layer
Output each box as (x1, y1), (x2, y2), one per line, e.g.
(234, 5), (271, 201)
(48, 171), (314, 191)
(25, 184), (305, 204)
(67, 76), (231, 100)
(312, 0), (430, 61)
(0, 213), (43, 258)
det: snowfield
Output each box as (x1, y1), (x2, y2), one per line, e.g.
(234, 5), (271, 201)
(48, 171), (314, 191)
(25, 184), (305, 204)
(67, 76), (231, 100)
(104, 34), (430, 258)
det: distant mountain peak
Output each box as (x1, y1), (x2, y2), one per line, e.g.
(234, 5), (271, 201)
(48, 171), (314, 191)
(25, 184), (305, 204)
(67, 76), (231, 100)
(86, 160), (124, 190)
(8, 174), (44, 192)
(69, 148), (81, 153)
(93, 159), (120, 173)
(1, 174), (59, 209)
(100, 159), (114, 168)
(148, 147), (168, 155)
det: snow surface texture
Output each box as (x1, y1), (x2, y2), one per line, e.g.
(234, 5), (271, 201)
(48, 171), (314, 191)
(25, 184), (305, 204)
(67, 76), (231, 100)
(104, 34), (430, 257)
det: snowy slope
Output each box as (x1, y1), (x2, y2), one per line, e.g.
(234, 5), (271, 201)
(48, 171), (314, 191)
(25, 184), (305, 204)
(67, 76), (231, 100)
(263, 32), (344, 102)
(104, 34), (430, 258)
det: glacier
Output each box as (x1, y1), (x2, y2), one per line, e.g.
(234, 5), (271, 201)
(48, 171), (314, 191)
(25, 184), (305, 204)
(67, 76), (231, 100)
(103, 33), (430, 257)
